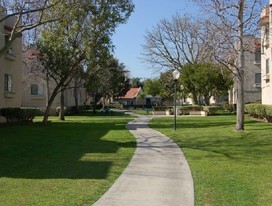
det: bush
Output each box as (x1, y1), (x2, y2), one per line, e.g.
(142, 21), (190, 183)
(223, 102), (236, 112)
(203, 106), (221, 115)
(0, 108), (40, 123)
(152, 106), (168, 111)
(265, 106), (272, 122)
(56, 105), (88, 116)
(180, 106), (190, 115)
(245, 104), (272, 123)
(186, 105), (203, 111)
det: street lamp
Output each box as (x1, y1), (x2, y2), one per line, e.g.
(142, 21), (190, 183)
(172, 69), (180, 131)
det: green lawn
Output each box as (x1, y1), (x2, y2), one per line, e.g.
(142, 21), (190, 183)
(149, 115), (272, 206)
(130, 109), (152, 115)
(0, 114), (135, 206)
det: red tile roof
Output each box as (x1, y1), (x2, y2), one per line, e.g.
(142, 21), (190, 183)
(121, 88), (141, 99)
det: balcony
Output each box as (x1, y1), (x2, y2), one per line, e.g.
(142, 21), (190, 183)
(264, 74), (270, 81)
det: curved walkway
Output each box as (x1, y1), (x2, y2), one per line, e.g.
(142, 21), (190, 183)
(93, 115), (194, 206)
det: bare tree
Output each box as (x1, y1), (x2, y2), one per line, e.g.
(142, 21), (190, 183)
(0, 0), (64, 56)
(142, 14), (210, 71)
(192, 0), (265, 131)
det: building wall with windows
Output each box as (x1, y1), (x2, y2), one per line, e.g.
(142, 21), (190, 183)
(21, 46), (88, 112)
(21, 79), (87, 111)
(229, 36), (262, 104)
(261, 3), (272, 104)
(0, 7), (22, 108)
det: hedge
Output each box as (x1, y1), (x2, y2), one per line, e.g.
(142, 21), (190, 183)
(0, 108), (41, 123)
(223, 102), (236, 112)
(152, 106), (171, 111)
(245, 104), (272, 123)
(55, 105), (88, 116)
(153, 105), (221, 115)
(203, 106), (221, 115)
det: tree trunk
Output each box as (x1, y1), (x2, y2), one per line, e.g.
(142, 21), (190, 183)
(236, 0), (245, 131)
(93, 92), (97, 114)
(191, 92), (198, 105)
(46, 72), (50, 107)
(74, 79), (79, 114)
(43, 83), (62, 125)
(102, 96), (105, 109)
(59, 87), (65, 121)
(204, 95), (210, 105)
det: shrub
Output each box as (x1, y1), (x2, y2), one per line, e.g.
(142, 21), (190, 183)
(0, 108), (40, 123)
(56, 105), (88, 116)
(245, 104), (272, 123)
(152, 106), (168, 111)
(245, 104), (266, 119)
(180, 106), (190, 115)
(223, 102), (236, 112)
(186, 105), (203, 111)
(265, 105), (272, 123)
(203, 106), (221, 115)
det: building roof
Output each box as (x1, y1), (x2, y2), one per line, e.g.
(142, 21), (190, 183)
(121, 87), (141, 99)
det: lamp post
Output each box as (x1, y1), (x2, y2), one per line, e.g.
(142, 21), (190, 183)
(172, 69), (180, 131)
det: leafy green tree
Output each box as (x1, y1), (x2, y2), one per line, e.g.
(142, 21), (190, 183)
(143, 79), (162, 97)
(180, 63), (233, 105)
(130, 77), (144, 88)
(159, 70), (181, 103)
(86, 56), (130, 110)
(38, 0), (134, 124)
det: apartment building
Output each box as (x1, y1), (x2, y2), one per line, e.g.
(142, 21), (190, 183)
(229, 36), (262, 104)
(21, 47), (87, 112)
(0, 6), (22, 108)
(261, 2), (272, 104)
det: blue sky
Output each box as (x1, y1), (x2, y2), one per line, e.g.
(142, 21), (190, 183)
(112, 0), (197, 79)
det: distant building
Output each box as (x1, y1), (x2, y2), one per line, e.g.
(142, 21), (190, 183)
(0, 6), (22, 108)
(229, 36), (262, 104)
(21, 46), (87, 113)
(118, 87), (161, 108)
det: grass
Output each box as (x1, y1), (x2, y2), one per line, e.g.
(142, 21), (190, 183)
(0, 113), (135, 206)
(149, 115), (272, 206)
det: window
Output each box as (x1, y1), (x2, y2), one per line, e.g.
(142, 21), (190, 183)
(5, 35), (13, 55)
(255, 73), (261, 84)
(31, 84), (38, 95)
(4, 74), (12, 92)
(254, 48), (261, 64)
(266, 58), (270, 74)
(31, 84), (44, 95)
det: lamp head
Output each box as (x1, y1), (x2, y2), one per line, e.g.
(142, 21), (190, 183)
(172, 69), (180, 80)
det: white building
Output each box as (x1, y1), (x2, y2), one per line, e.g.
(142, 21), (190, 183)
(261, 2), (272, 104)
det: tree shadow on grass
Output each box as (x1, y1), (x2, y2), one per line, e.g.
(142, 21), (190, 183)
(150, 117), (272, 164)
(150, 117), (236, 129)
(178, 136), (272, 163)
(0, 121), (135, 179)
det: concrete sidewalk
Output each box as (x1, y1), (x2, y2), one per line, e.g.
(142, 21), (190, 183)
(93, 115), (194, 206)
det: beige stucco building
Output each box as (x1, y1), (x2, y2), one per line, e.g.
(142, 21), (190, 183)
(261, 2), (272, 105)
(21, 47), (87, 112)
(0, 7), (22, 108)
(229, 36), (262, 104)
